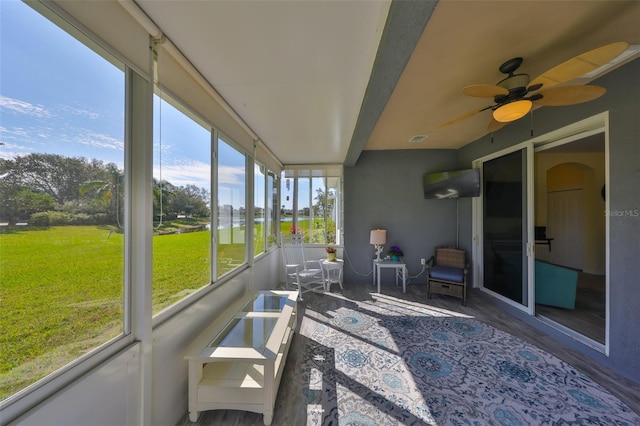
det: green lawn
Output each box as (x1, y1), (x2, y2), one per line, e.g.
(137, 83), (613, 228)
(0, 219), (331, 399)
(0, 225), (240, 399)
(1, 226), (125, 398)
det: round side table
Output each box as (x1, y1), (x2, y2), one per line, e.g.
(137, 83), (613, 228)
(320, 258), (344, 291)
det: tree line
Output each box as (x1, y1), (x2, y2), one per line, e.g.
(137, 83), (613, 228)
(0, 153), (210, 226)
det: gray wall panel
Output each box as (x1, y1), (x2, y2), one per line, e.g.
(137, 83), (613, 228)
(343, 149), (459, 286)
(457, 58), (640, 383)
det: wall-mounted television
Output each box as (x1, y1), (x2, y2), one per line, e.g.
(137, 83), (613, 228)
(423, 168), (480, 199)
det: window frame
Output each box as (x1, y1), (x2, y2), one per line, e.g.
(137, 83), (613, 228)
(1, 1), (284, 419)
(150, 88), (213, 316)
(253, 162), (267, 257)
(280, 167), (343, 246)
(214, 134), (250, 280)
(0, 1), (137, 413)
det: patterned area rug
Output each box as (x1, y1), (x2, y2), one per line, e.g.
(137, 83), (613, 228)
(299, 293), (640, 425)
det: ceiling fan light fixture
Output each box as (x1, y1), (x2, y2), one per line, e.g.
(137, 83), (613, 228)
(493, 100), (532, 122)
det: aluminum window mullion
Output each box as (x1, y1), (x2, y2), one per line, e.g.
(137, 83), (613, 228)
(211, 130), (219, 280)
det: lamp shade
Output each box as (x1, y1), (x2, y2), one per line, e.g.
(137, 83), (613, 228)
(493, 100), (532, 123)
(370, 229), (386, 245)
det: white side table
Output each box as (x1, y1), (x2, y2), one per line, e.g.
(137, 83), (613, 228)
(320, 259), (344, 291)
(373, 260), (406, 293)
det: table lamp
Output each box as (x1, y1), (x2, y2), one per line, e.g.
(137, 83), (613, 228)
(370, 229), (386, 261)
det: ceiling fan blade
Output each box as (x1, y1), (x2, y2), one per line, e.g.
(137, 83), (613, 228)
(487, 118), (507, 133)
(530, 41), (629, 90)
(436, 106), (491, 129)
(532, 85), (606, 106)
(463, 84), (508, 98)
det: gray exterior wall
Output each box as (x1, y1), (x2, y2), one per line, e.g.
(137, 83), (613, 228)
(343, 58), (639, 383)
(343, 149), (460, 285)
(456, 58), (640, 383)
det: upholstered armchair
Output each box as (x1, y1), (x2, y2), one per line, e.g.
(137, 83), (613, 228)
(426, 247), (468, 306)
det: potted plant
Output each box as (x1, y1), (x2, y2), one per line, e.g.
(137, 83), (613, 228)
(326, 246), (337, 261)
(387, 245), (403, 261)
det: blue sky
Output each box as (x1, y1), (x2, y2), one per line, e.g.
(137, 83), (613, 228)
(1, 1), (251, 207)
(1, 1), (125, 164)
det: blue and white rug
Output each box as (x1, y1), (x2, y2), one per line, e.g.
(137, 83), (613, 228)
(299, 293), (640, 425)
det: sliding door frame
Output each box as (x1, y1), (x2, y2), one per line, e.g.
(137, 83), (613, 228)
(472, 141), (535, 315)
(472, 112), (609, 355)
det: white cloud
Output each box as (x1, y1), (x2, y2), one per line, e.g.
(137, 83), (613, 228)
(59, 104), (100, 120)
(0, 95), (52, 118)
(77, 131), (124, 151)
(218, 165), (245, 185)
(154, 159), (211, 189)
(0, 125), (31, 139)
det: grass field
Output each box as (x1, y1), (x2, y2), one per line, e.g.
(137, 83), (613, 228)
(1, 226), (126, 398)
(0, 219), (331, 400)
(0, 225), (244, 399)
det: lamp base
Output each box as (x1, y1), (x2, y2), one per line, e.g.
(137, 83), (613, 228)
(374, 244), (383, 262)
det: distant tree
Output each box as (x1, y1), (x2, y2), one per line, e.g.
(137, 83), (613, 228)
(169, 184), (210, 218)
(80, 163), (124, 226)
(1, 153), (210, 227)
(2, 153), (103, 205)
(0, 158), (24, 223)
(14, 190), (55, 219)
(153, 179), (175, 221)
(313, 187), (336, 244)
(313, 187), (336, 217)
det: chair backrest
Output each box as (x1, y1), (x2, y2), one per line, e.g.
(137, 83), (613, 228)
(281, 233), (307, 270)
(435, 247), (466, 269)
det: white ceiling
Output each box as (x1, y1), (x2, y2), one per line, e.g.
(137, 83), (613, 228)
(135, 0), (640, 167)
(137, 0), (390, 165)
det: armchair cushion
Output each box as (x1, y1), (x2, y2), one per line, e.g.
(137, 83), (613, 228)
(430, 265), (465, 283)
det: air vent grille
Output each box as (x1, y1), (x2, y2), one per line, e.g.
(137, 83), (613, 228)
(409, 135), (427, 143)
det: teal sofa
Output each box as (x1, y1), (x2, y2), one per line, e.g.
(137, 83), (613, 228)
(535, 260), (578, 309)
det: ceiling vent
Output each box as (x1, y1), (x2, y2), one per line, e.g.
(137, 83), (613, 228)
(408, 135), (427, 143)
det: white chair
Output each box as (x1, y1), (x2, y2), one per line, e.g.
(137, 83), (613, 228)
(281, 234), (325, 299)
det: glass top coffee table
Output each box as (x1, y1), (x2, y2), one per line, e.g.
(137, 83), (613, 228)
(184, 290), (298, 424)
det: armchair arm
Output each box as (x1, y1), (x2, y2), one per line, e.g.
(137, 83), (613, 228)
(425, 256), (435, 275)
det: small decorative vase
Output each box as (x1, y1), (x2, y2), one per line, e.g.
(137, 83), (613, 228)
(327, 252), (337, 261)
(390, 254), (400, 262)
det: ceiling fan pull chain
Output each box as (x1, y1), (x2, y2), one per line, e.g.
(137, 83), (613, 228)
(530, 110), (534, 137)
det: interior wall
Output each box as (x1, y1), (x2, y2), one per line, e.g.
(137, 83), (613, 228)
(343, 149), (458, 286)
(13, 346), (140, 425)
(456, 58), (640, 383)
(151, 272), (249, 426)
(535, 155), (606, 274)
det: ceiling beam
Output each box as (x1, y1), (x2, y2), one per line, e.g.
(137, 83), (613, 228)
(344, 0), (438, 166)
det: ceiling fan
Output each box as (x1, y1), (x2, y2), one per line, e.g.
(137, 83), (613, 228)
(437, 42), (629, 133)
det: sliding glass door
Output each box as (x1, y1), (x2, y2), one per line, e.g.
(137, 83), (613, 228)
(479, 146), (533, 309)
(474, 114), (608, 351)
